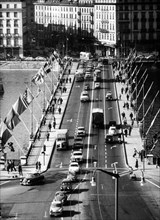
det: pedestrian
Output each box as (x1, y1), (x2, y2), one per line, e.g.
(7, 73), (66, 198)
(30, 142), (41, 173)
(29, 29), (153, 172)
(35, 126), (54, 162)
(18, 163), (23, 176)
(123, 117), (127, 125)
(129, 112), (134, 120)
(7, 161), (10, 173)
(126, 102), (129, 110)
(133, 148), (137, 157)
(121, 87), (124, 94)
(126, 94), (129, 101)
(125, 86), (128, 94)
(58, 107), (61, 114)
(47, 132), (50, 141)
(135, 159), (138, 168)
(38, 161), (41, 172)
(36, 161), (39, 171)
(53, 120), (56, 129)
(38, 132), (41, 140)
(124, 128), (128, 137)
(48, 122), (52, 131)
(128, 125), (132, 136)
(123, 102), (126, 108)
(131, 118), (135, 126)
(121, 111), (125, 119)
(69, 77), (72, 83)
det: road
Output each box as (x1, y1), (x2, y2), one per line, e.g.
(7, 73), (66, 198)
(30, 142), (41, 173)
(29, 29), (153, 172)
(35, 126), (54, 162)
(1, 62), (159, 220)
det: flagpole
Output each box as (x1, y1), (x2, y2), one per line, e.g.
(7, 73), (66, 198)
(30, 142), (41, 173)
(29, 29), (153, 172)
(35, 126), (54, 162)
(136, 74), (148, 101)
(30, 83), (34, 139)
(137, 82), (154, 115)
(146, 108), (160, 136)
(144, 90), (159, 119)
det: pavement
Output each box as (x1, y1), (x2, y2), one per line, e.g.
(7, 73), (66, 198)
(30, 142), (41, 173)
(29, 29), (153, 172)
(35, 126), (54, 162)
(0, 61), (159, 185)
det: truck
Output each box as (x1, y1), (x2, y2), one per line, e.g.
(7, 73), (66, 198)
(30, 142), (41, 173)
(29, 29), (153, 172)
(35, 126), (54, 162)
(56, 129), (69, 150)
(105, 121), (122, 143)
(92, 108), (104, 128)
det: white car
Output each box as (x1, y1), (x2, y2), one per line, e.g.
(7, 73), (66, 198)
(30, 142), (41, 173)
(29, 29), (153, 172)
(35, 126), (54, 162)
(49, 200), (63, 217)
(76, 126), (86, 137)
(94, 82), (100, 89)
(71, 150), (83, 163)
(105, 91), (113, 100)
(80, 91), (90, 102)
(69, 162), (80, 173)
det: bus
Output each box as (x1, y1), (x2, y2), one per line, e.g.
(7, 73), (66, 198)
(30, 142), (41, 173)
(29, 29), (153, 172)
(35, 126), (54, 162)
(75, 69), (85, 82)
(80, 52), (91, 61)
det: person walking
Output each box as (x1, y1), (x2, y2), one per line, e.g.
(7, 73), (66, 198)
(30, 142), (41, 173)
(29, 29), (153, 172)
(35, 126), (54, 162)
(18, 163), (23, 176)
(121, 87), (124, 94)
(36, 161), (39, 171)
(129, 112), (134, 120)
(124, 128), (128, 137)
(48, 122), (52, 131)
(128, 125), (132, 136)
(121, 111), (125, 120)
(47, 132), (50, 141)
(38, 161), (41, 172)
(58, 107), (61, 114)
(53, 120), (56, 129)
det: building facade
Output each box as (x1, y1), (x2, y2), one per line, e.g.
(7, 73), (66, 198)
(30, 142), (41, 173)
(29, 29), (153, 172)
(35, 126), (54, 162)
(0, 0), (26, 59)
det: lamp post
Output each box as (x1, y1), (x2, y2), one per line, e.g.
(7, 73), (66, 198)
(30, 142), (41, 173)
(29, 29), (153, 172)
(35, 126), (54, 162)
(91, 162), (132, 220)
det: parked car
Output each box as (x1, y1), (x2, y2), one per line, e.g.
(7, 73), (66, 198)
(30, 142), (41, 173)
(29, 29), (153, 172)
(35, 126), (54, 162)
(80, 91), (90, 102)
(94, 82), (101, 89)
(20, 173), (44, 186)
(54, 191), (67, 204)
(76, 126), (86, 137)
(105, 90), (113, 100)
(84, 83), (90, 90)
(60, 179), (72, 192)
(69, 162), (80, 173)
(49, 200), (63, 217)
(73, 136), (83, 149)
(71, 150), (83, 163)
(66, 173), (77, 182)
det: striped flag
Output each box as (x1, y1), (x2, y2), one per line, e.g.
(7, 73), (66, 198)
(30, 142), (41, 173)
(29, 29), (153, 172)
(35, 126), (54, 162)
(21, 88), (34, 108)
(4, 108), (21, 130)
(32, 67), (44, 85)
(13, 96), (27, 115)
(0, 122), (12, 145)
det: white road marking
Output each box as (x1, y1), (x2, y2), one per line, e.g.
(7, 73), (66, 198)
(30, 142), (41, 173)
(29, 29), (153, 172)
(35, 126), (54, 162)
(145, 178), (160, 189)
(0, 181), (10, 186)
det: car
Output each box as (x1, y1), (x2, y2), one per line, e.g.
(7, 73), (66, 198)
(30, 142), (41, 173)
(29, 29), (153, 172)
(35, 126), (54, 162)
(71, 150), (83, 163)
(84, 83), (90, 90)
(73, 136), (83, 149)
(69, 162), (80, 173)
(76, 126), (86, 137)
(60, 179), (72, 192)
(94, 82), (101, 89)
(80, 91), (90, 102)
(84, 73), (92, 80)
(49, 200), (63, 217)
(20, 173), (44, 186)
(66, 173), (77, 182)
(54, 191), (67, 204)
(105, 91), (113, 100)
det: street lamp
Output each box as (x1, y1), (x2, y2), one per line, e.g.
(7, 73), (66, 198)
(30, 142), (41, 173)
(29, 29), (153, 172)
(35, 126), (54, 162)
(91, 162), (132, 220)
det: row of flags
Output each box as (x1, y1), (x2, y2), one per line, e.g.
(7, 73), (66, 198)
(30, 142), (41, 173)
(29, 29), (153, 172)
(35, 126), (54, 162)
(1, 50), (63, 146)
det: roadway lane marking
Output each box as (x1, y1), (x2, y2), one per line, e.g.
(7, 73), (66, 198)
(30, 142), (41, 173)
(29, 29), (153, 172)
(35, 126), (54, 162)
(145, 178), (160, 189)
(86, 80), (94, 168)
(0, 181), (10, 185)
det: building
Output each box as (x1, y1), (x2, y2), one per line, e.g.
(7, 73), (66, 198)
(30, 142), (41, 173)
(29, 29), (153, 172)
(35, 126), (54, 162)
(0, 0), (26, 59)
(117, 0), (160, 57)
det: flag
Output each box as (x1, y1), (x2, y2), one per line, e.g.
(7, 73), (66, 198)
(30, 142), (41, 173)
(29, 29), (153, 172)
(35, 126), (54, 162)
(4, 108), (21, 130)
(0, 122), (12, 145)
(13, 96), (27, 115)
(31, 68), (44, 85)
(21, 88), (34, 108)
(43, 62), (52, 74)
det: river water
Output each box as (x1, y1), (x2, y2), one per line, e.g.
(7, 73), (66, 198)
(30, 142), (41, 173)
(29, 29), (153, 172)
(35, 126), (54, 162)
(0, 61), (60, 159)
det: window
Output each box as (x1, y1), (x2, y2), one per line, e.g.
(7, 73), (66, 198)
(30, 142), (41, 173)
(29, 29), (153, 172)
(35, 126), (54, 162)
(6, 38), (11, 46)
(6, 20), (11, 27)
(0, 4), (2, 9)
(14, 12), (18, 18)
(14, 20), (18, 27)
(14, 29), (18, 34)
(6, 29), (10, 34)
(0, 20), (3, 27)
(7, 4), (9, 9)
(0, 29), (3, 34)
(14, 4), (17, 9)
(6, 12), (10, 17)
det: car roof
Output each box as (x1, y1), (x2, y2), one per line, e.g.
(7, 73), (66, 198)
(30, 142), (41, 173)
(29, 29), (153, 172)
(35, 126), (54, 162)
(77, 126), (85, 129)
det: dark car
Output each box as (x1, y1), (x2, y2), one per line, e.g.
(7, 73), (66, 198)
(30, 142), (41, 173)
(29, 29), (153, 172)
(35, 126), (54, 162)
(60, 179), (72, 192)
(20, 173), (45, 186)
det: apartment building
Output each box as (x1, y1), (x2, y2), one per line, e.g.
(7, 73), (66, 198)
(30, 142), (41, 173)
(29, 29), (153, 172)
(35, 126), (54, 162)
(0, 0), (26, 58)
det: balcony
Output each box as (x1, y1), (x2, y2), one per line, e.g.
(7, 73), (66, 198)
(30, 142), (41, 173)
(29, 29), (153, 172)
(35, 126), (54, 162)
(5, 33), (11, 37)
(99, 28), (109, 33)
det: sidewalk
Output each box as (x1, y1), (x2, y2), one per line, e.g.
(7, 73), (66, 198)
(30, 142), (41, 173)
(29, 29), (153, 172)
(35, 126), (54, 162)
(0, 61), (78, 181)
(115, 73), (160, 182)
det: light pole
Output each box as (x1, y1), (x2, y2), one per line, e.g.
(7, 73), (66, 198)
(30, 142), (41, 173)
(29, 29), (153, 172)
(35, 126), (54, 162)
(91, 162), (132, 220)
